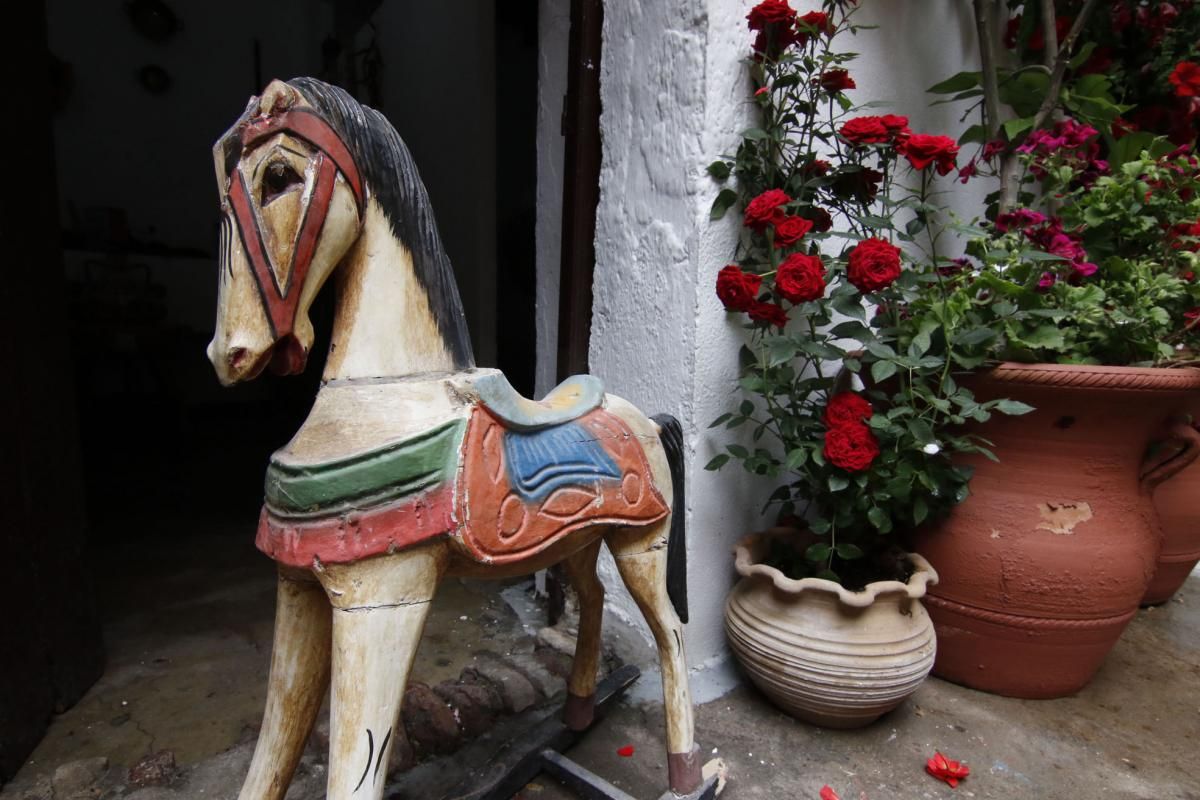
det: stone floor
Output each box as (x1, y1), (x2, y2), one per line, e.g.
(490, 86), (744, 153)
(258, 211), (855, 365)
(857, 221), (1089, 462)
(3, 518), (1198, 800)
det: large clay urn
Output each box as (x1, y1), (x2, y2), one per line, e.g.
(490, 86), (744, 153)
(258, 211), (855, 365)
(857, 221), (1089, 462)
(1145, 436), (1200, 605)
(724, 530), (938, 728)
(910, 363), (1200, 699)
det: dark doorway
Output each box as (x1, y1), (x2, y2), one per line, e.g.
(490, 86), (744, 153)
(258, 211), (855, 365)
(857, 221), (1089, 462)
(4, 0), (541, 784)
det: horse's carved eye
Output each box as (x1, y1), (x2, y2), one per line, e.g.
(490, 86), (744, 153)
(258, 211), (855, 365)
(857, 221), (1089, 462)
(262, 161), (303, 205)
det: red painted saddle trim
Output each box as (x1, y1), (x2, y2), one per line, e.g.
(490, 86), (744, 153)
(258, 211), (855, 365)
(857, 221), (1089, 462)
(256, 483), (456, 568)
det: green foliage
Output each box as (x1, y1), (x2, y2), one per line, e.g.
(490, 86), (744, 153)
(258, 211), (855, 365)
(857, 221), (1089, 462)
(705, 1), (1029, 588)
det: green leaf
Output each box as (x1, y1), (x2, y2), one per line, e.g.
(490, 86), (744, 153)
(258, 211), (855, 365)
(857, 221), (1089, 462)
(871, 359), (898, 383)
(1003, 116), (1036, 141)
(785, 448), (808, 470)
(706, 160), (731, 181)
(704, 454), (729, 470)
(829, 320), (876, 343)
(828, 474), (850, 492)
(958, 124), (988, 146)
(727, 444), (748, 458)
(830, 292), (868, 321)
(907, 418), (935, 445)
(994, 399), (1035, 416)
(867, 506), (891, 531)
(913, 496), (929, 525)
(954, 327), (997, 347)
(805, 542), (832, 562)
(710, 189), (737, 220)
(927, 71), (981, 94)
(1017, 324), (1066, 349)
(815, 568), (841, 582)
(708, 413), (732, 428)
(741, 127), (771, 141)
(1067, 41), (1098, 70)
(835, 543), (864, 560)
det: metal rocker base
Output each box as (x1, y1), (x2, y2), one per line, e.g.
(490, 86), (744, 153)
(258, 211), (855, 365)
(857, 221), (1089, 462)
(441, 665), (725, 800)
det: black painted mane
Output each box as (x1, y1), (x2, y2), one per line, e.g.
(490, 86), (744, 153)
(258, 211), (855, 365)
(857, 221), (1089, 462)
(287, 77), (475, 369)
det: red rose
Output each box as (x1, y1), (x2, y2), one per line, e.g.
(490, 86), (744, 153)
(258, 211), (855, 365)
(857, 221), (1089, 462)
(775, 253), (826, 303)
(1185, 307), (1200, 327)
(832, 167), (883, 203)
(899, 133), (959, 175)
(819, 69), (855, 94)
(797, 10), (832, 35)
(839, 116), (890, 145)
(880, 114), (912, 143)
(1170, 61), (1200, 98)
(743, 188), (791, 232)
(803, 159), (832, 177)
(716, 265), (763, 311)
(823, 392), (872, 427)
(824, 423), (880, 472)
(746, 0), (796, 30)
(847, 237), (903, 293)
(772, 215), (814, 248)
(800, 206), (834, 232)
(748, 300), (789, 328)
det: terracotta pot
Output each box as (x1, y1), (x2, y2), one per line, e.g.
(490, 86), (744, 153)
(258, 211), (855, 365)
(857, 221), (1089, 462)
(910, 363), (1200, 699)
(1146, 440), (1200, 604)
(723, 529), (938, 728)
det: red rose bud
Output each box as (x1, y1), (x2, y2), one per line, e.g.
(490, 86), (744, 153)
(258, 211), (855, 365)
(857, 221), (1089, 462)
(847, 237), (903, 293)
(743, 188), (792, 232)
(823, 423), (880, 472)
(819, 787), (841, 800)
(818, 68), (855, 94)
(823, 392), (873, 427)
(748, 300), (789, 328)
(800, 206), (834, 232)
(773, 215), (814, 248)
(716, 265), (763, 312)
(776, 253), (826, 303)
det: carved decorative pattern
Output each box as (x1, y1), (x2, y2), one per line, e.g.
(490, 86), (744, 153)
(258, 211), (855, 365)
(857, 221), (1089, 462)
(456, 408), (668, 563)
(985, 362), (1200, 392)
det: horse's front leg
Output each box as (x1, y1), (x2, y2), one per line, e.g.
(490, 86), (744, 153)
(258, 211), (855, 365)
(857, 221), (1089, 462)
(315, 542), (447, 800)
(239, 567), (332, 800)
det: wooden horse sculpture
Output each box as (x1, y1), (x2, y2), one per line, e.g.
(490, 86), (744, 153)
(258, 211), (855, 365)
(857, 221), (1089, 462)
(208, 78), (702, 800)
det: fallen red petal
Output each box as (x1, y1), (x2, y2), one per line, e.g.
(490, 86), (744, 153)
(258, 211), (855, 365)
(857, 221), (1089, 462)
(925, 751), (970, 788)
(819, 786), (841, 800)
(617, 745), (635, 757)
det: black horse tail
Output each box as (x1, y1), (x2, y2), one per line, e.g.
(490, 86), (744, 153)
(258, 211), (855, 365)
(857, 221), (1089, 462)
(652, 414), (688, 624)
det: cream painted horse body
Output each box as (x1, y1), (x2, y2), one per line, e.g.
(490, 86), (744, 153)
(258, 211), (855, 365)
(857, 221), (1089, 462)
(208, 78), (700, 800)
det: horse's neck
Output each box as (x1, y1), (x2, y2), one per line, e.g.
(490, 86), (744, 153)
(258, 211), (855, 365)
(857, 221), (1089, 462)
(322, 203), (456, 381)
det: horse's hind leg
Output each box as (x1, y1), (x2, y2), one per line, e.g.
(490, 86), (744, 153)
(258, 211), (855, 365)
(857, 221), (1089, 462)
(560, 537), (605, 730)
(239, 567), (332, 800)
(606, 523), (701, 796)
(315, 543), (446, 800)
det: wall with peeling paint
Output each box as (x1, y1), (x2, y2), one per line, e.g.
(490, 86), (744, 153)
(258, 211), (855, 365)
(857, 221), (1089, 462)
(535, 0), (989, 683)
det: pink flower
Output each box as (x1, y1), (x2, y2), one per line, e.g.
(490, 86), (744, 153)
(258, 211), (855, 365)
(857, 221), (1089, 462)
(1037, 271), (1057, 291)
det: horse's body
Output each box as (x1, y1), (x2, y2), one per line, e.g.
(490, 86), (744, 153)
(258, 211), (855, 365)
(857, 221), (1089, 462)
(207, 78), (701, 800)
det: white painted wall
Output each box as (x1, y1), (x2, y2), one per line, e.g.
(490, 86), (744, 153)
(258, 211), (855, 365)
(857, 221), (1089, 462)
(535, 0), (989, 684)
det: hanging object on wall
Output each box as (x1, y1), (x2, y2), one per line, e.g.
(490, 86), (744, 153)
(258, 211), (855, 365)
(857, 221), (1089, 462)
(137, 64), (171, 95)
(125, 0), (180, 42)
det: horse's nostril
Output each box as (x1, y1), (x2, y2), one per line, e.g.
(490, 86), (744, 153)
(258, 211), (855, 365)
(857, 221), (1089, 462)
(228, 348), (248, 369)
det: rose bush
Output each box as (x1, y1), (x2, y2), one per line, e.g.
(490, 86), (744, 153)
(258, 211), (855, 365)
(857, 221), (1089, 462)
(706, 0), (1028, 586)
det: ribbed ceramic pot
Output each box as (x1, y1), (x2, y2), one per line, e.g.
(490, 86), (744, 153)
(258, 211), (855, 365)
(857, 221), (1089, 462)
(910, 363), (1200, 698)
(1146, 432), (1200, 605)
(724, 530), (938, 729)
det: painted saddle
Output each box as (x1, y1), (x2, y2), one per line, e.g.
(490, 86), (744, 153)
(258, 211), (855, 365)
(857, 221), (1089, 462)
(256, 371), (669, 567)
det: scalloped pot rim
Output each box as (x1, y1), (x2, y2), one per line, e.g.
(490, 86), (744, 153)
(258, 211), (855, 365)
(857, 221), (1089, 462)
(986, 362), (1200, 391)
(733, 530), (939, 608)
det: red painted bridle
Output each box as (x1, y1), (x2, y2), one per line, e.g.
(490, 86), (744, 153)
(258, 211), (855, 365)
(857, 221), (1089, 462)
(226, 108), (364, 358)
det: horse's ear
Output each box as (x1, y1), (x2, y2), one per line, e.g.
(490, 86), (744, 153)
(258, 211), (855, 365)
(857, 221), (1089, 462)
(259, 80), (300, 115)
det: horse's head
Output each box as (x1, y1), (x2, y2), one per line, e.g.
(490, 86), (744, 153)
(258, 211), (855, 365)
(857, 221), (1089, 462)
(207, 80), (364, 385)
